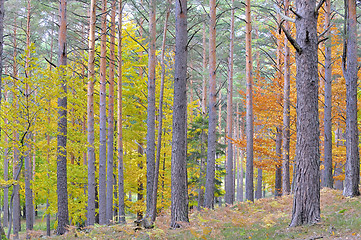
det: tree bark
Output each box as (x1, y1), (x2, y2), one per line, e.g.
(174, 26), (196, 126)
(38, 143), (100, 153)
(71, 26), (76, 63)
(98, 0), (108, 225)
(87, 0), (96, 226)
(0, 1), (3, 230)
(171, 0), (189, 228)
(255, 168), (262, 200)
(146, 0), (157, 217)
(322, 0), (333, 188)
(245, 0), (254, 202)
(201, 15), (207, 114)
(343, 0), (360, 198)
(290, 0), (320, 227)
(106, 0), (117, 224)
(117, 0), (126, 224)
(204, 0), (217, 209)
(57, 0), (69, 234)
(282, 0), (291, 195)
(150, 1), (170, 223)
(275, 127), (282, 197)
(225, 0), (235, 205)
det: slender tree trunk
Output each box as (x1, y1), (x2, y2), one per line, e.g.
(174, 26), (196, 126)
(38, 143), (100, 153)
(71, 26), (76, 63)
(171, 0), (189, 228)
(275, 127), (282, 197)
(98, 0), (108, 225)
(150, 2), (170, 223)
(245, 0), (254, 202)
(117, 0), (126, 224)
(255, 168), (262, 200)
(282, 0), (291, 195)
(225, 0), (235, 205)
(290, 0), (320, 226)
(0, 0), (3, 230)
(343, 0), (359, 198)
(238, 116), (244, 202)
(334, 128), (343, 190)
(3, 121), (8, 228)
(322, 0), (333, 188)
(106, 0), (117, 224)
(201, 15), (207, 115)
(204, 0), (217, 209)
(57, 0), (69, 234)
(87, 0), (96, 226)
(146, 0), (157, 217)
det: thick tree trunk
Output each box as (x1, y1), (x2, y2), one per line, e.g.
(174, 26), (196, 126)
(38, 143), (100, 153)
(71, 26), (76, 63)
(282, 0), (291, 195)
(290, 0), (320, 227)
(146, 0), (157, 217)
(171, 0), (189, 228)
(57, 0), (69, 234)
(225, 0), (235, 205)
(98, 0), (108, 225)
(343, 0), (360, 198)
(150, 2), (170, 223)
(87, 0), (96, 226)
(117, 0), (126, 224)
(322, 0), (333, 188)
(204, 0), (217, 209)
(245, 0), (254, 202)
(106, 0), (117, 224)
(275, 127), (282, 197)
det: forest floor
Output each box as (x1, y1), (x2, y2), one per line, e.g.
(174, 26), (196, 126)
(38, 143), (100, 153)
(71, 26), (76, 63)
(15, 188), (361, 239)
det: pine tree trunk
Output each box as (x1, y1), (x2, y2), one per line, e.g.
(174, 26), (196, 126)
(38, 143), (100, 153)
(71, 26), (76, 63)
(275, 127), (282, 197)
(225, 0), (235, 205)
(146, 0), (157, 217)
(255, 168), (262, 200)
(0, 0), (3, 230)
(204, 0), (217, 209)
(98, 0), (108, 225)
(334, 128), (344, 190)
(150, 2), (170, 223)
(343, 0), (360, 198)
(87, 0), (96, 226)
(322, 0), (333, 188)
(201, 15), (207, 115)
(57, 0), (69, 234)
(171, 0), (189, 228)
(282, 0), (291, 195)
(106, 0), (117, 224)
(245, 0), (254, 202)
(3, 119), (8, 227)
(290, 0), (320, 226)
(117, 0), (126, 224)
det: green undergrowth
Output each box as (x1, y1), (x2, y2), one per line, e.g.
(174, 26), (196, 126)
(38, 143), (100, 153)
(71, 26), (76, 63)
(17, 188), (361, 239)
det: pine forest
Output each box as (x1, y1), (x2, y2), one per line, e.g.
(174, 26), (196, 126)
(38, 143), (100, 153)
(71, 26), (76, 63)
(0, 0), (361, 239)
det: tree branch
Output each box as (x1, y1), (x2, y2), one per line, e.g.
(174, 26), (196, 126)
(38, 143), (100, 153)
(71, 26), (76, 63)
(315, 0), (326, 14)
(279, 21), (302, 54)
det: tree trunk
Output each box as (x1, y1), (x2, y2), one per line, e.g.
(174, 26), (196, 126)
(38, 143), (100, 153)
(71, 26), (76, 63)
(255, 168), (262, 200)
(106, 0), (117, 224)
(343, 0), (360, 198)
(117, 0), (126, 224)
(201, 15), (207, 115)
(0, 0), (3, 230)
(290, 0), (320, 227)
(3, 120), (8, 227)
(245, 0), (254, 202)
(238, 116), (244, 202)
(322, 0), (333, 188)
(334, 128), (344, 190)
(225, 0), (235, 205)
(171, 0), (189, 228)
(98, 0), (108, 225)
(282, 0), (291, 195)
(204, 0), (217, 209)
(146, 0), (157, 217)
(57, 0), (69, 234)
(275, 127), (282, 197)
(150, 2), (170, 223)
(87, 0), (96, 226)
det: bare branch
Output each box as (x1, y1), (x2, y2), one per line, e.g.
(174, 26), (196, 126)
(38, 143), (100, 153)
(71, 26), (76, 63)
(279, 20), (302, 54)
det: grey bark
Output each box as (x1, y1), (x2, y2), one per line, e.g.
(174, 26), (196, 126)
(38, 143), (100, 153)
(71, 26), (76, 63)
(282, 0), (291, 195)
(225, 0), (235, 205)
(343, 0), (360, 198)
(275, 127), (282, 197)
(322, 0), (333, 188)
(3, 135), (8, 228)
(289, 0), (320, 227)
(98, 0), (108, 225)
(25, 138), (34, 232)
(204, 0), (217, 209)
(117, 0), (126, 224)
(255, 168), (262, 200)
(171, 0), (189, 228)
(87, 0), (96, 226)
(334, 128), (343, 190)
